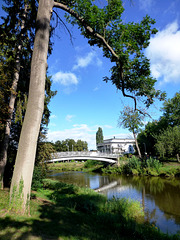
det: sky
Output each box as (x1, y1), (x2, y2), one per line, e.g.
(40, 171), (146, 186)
(1, 0), (180, 150)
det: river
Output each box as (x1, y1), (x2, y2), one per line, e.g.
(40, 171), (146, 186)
(48, 171), (180, 235)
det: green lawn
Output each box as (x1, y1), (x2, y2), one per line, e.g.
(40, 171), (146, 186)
(0, 180), (180, 240)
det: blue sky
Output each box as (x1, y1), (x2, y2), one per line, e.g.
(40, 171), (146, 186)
(1, 0), (180, 150)
(47, 0), (180, 149)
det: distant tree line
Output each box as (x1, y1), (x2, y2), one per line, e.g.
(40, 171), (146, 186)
(52, 139), (88, 152)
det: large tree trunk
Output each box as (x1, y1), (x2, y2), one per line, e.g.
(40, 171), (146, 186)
(0, 6), (27, 189)
(133, 132), (142, 158)
(10, 0), (54, 213)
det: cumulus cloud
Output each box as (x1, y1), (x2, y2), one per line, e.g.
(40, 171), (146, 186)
(52, 71), (79, 86)
(145, 21), (180, 84)
(139, 0), (154, 11)
(47, 123), (131, 150)
(65, 114), (75, 122)
(47, 124), (96, 150)
(73, 51), (102, 70)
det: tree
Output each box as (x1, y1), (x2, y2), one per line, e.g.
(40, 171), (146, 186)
(155, 126), (180, 161)
(137, 92), (180, 156)
(76, 139), (88, 151)
(161, 91), (180, 127)
(9, 0), (164, 212)
(0, 0), (38, 189)
(118, 106), (144, 158)
(54, 139), (88, 152)
(61, 0), (165, 110)
(96, 127), (104, 146)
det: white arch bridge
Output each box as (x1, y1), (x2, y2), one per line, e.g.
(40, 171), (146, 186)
(47, 151), (119, 164)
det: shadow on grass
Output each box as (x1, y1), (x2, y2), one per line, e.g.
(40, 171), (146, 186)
(0, 181), (179, 240)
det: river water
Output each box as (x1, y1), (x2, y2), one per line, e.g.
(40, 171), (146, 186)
(48, 171), (180, 234)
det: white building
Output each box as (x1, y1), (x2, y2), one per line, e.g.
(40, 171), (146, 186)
(97, 137), (135, 154)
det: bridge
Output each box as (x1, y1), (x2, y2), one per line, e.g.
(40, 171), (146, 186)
(47, 151), (119, 164)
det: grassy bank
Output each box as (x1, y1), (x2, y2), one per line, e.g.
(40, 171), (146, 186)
(47, 158), (180, 177)
(102, 156), (180, 177)
(47, 160), (104, 173)
(0, 179), (180, 240)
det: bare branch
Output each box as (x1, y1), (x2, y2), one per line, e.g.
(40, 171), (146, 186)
(53, 10), (73, 44)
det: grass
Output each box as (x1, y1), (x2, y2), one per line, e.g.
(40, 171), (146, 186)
(102, 157), (180, 177)
(47, 160), (105, 173)
(0, 180), (180, 240)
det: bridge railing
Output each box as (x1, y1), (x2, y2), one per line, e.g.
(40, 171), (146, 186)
(51, 151), (120, 159)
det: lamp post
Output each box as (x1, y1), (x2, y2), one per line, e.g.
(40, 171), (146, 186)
(143, 143), (147, 154)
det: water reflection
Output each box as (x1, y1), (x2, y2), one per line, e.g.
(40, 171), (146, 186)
(49, 171), (180, 234)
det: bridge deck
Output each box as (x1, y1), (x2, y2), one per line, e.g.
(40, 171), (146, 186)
(47, 151), (119, 164)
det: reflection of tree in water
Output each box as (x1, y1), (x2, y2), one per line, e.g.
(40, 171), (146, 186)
(145, 208), (157, 225)
(129, 176), (180, 224)
(118, 175), (180, 225)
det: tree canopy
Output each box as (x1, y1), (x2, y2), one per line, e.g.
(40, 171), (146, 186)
(54, 0), (166, 110)
(96, 127), (104, 145)
(118, 106), (144, 157)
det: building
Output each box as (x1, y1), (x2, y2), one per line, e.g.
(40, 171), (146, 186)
(97, 137), (135, 154)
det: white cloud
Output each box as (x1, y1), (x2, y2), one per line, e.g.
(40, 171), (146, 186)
(50, 114), (57, 119)
(145, 21), (180, 84)
(47, 124), (131, 150)
(52, 71), (79, 86)
(73, 51), (102, 70)
(66, 114), (75, 122)
(139, 0), (154, 11)
(47, 124), (97, 150)
(103, 125), (113, 129)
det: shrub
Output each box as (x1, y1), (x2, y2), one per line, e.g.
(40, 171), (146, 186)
(32, 165), (47, 190)
(145, 157), (162, 172)
(123, 156), (142, 174)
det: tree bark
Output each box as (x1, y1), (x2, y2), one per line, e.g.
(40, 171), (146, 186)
(0, 6), (27, 189)
(133, 132), (142, 158)
(10, 0), (54, 213)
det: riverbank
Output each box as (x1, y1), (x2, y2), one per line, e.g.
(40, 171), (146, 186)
(47, 157), (180, 177)
(0, 179), (180, 240)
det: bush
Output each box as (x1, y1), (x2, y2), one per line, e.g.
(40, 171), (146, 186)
(145, 157), (162, 172)
(32, 165), (47, 190)
(84, 160), (100, 168)
(123, 156), (142, 174)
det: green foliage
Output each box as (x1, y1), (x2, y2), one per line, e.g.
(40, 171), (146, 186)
(84, 160), (100, 168)
(161, 91), (180, 127)
(65, 0), (165, 109)
(138, 92), (180, 157)
(104, 197), (144, 221)
(155, 126), (180, 159)
(146, 157), (162, 172)
(0, 181), (180, 239)
(64, 0), (180, 160)
(124, 156), (142, 174)
(9, 178), (25, 212)
(31, 165), (47, 190)
(118, 106), (144, 134)
(53, 138), (88, 152)
(96, 127), (104, 145)
(102, 165), (123, 174)
(103, 156), (163, 176)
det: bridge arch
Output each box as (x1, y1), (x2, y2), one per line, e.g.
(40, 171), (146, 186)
(46, 151), (119, 164)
